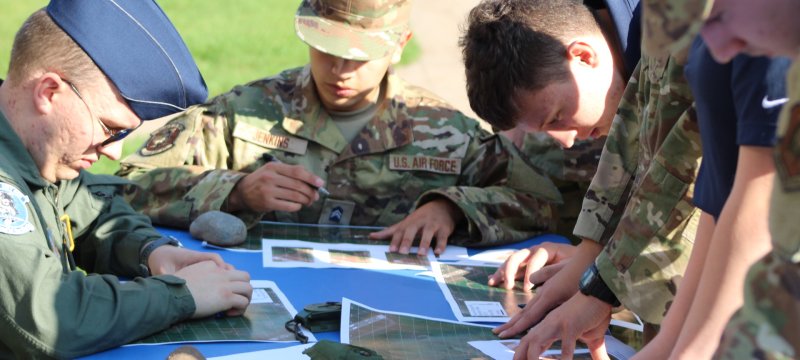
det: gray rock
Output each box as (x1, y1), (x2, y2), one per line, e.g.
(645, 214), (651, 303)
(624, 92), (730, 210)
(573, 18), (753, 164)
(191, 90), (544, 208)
(189, 211), (247, 246)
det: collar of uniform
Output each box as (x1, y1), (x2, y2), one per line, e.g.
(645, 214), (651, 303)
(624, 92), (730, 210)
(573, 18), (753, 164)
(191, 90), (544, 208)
(281, 66), (349, 153)
(283, 66), (414, 157)
(0, 111), (49, 189)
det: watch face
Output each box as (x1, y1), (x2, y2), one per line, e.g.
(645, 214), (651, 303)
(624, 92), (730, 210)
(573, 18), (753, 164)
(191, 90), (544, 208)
(579, 267), (594, 289)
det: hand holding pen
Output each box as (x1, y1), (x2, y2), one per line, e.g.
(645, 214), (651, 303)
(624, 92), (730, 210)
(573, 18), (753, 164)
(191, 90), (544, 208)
(261, 154), (330, 196)
(224, 153), (328, 213)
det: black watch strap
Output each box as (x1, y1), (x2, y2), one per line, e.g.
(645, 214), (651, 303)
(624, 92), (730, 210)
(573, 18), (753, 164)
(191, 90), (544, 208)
(579, 264), (621, 307)
(138, 236), (182, 277)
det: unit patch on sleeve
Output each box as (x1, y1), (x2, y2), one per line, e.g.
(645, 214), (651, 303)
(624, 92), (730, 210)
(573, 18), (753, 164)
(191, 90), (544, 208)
(140, 123), (185, 156)
(775, 105), (800, 192)
(0, 182), (34, 235)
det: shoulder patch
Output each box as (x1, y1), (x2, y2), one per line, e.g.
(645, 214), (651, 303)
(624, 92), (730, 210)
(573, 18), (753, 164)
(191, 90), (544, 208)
(140, 123), (185, 156)
(775, 104), (800, 192)
(0, 182), (34, 234)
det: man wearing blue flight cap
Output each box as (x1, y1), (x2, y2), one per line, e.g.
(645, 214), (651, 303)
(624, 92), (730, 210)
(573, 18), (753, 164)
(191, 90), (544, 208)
(0, 0), (252, 357)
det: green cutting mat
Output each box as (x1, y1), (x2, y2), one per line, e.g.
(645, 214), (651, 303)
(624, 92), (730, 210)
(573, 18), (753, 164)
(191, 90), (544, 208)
(133, 287), (297, 344)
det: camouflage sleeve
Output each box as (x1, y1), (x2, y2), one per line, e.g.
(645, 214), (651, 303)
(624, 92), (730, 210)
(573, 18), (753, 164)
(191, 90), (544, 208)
(573, 61), (645, 244)
(590, 52), (703, 324)
(416, 131), (564, 247)
(117, 98), (260, 229)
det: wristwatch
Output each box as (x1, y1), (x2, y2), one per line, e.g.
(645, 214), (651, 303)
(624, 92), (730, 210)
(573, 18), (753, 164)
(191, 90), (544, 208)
(578, 263), (621, 307)
(138, 236), (182, 277)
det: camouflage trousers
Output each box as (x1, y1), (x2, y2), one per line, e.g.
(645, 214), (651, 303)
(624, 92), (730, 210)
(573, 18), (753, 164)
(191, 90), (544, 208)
(714, 252), (800, 359)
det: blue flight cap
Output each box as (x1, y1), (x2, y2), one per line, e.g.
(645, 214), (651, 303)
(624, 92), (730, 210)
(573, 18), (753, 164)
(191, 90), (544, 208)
(46, 0), (207, 120)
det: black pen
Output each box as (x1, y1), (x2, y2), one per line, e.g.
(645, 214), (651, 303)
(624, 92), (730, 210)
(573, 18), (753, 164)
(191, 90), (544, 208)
(262, 153), (330, 196)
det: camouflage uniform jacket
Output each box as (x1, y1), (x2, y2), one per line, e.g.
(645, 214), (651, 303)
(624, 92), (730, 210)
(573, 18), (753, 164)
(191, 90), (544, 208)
(573, 51), (702, 324)
(515, 133), (604, 243)
(0, 113), (194, 358)
(715, 60), (800, 360)
(118, 66), (561, 246)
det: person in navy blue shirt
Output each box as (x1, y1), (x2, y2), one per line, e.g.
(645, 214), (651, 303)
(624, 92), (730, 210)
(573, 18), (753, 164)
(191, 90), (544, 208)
(633, 38), (789, 359)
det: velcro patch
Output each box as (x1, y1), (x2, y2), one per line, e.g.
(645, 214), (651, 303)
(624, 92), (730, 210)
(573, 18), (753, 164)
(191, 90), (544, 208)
(388, 154), (461, 175)
(318, 199), (355, 225)
(233, 122), (308, 155)
(0, 182), (34, 235)
(775, 105), (800, 192)
(140, 123), (185, 156)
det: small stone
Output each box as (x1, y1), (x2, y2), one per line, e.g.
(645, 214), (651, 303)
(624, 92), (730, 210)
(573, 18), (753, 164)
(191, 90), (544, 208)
(189, 211), (247, 246)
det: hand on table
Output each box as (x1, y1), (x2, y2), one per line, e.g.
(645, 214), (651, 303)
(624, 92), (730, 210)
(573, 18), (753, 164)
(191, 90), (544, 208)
(493, 240), (599, 339)
(177, 260), (252, 318)
(227, 161), (324, 213)
(512, 293), (612, 360)
(149, 246), (231, 275)
(369, 199), (464, 256)
(488, 242), (578, 290)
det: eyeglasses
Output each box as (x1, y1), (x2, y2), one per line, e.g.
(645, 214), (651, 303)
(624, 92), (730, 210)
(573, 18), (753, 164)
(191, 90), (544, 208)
(64, 80), (142, 147)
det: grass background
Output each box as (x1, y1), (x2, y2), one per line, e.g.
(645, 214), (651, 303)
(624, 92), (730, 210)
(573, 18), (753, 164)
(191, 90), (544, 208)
(0, 0), (419, 174)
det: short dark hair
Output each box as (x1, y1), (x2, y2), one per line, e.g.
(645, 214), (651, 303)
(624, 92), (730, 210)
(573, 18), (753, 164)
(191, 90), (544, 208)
(460, 0), (601, 130)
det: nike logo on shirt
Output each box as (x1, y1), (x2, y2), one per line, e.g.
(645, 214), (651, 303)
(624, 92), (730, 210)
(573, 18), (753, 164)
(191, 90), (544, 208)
(762, 96), (788, 109)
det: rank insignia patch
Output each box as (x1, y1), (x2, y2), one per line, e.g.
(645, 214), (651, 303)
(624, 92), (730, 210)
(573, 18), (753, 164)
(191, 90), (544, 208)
(0, 182), (34, 235)
(140, 123), (185, 156)
(328, 206), (344, 223)
(775, 105), (800, 192)
(318, 199), (354, 225)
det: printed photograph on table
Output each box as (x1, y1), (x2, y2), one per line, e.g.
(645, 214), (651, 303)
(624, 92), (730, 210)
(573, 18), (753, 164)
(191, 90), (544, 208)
(329, 249), (372, 264)
(341, 298), (500, 360)
(339, 298), (626, 360)
(262, 239), (466, 270)
(432, 262), (534, 322)
(385, 252), (432, 267)
(272, 247), (315, 263)
(130, 281), (314, 345)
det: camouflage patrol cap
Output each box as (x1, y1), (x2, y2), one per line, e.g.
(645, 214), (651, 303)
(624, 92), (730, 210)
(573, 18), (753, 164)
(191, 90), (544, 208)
(642, 0), (714, 55)
(295, 0), (411, 61)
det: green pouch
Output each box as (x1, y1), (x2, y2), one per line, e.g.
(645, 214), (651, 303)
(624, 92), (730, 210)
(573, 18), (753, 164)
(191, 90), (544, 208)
(303, 340), (383, 360)
(294, 301), (342, 333)
(285, 302), (342, 343)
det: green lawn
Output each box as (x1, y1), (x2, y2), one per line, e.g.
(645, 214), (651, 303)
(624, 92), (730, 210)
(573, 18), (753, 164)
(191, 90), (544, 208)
(0, 0), (419, 175)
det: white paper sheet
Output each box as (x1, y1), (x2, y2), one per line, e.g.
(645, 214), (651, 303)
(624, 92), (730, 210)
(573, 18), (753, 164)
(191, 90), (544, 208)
(207, 344), (314, 359)
(469, 335), (635, 360)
